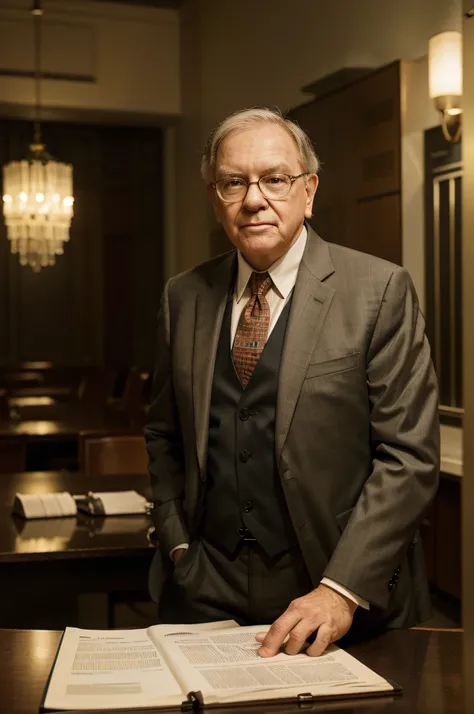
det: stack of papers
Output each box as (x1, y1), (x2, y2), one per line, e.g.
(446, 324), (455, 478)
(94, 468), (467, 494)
(82, 490), (149, 516)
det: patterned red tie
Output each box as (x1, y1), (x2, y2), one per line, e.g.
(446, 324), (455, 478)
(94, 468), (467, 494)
(232, 271), (273, 388)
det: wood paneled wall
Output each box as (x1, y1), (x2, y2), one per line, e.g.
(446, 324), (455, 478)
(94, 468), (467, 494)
(0, 119), (164, 370)
(290, 62), (402, 264)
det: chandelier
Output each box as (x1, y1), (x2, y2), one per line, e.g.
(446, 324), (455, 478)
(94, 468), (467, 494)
(2, 1), (74, 272)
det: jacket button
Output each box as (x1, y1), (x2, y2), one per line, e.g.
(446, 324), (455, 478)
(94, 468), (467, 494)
(240, 408), (251, 421)
(239, 450), (251, 463)
(243, 501), (253, 513)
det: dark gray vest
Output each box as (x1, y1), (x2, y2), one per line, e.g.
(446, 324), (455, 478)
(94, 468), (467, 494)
(201, 293), (296, 557)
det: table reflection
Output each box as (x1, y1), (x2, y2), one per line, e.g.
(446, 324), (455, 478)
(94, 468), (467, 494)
(10, 420), (62, 436)
(12, 511), (152, 552)
(13, 515), (76, 552)
(9, 397), (56, 407)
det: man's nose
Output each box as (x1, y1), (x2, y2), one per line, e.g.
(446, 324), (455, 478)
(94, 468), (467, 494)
(242, 182), (268, 211)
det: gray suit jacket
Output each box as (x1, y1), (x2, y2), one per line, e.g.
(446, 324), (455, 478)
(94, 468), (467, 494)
(145, 226), (440, 629)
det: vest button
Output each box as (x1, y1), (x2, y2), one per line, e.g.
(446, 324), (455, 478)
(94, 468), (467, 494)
(239, 450), (251, 463)
(243, 501), (253, 513)
(239, 408), (251, 421)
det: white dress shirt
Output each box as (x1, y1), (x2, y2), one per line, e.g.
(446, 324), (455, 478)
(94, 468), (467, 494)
(172, 225), (369, 610)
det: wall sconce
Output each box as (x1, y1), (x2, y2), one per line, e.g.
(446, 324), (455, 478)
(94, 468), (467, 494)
(429, 31), (463, 143)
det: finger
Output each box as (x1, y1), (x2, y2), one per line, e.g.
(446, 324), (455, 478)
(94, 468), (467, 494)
(255, 632), (266, 643)
(306, 622), (334, 657)
(257, 612), (301, 658)
(284, 621), (317, 655)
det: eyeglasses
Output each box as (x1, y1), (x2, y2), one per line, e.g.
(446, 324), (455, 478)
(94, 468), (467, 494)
(212, 172), (308, 203)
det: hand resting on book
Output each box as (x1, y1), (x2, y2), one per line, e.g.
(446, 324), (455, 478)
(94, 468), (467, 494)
(256, 583), (357, 658)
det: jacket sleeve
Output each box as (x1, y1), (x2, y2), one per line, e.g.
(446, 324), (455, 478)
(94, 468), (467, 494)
(323, 266), (440, 609)
(144, 279), (189, 557)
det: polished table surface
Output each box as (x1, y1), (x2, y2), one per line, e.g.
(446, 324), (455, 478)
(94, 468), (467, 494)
(0, 471), (155, 629)
(0, 407), (131, 440)
(0, 470), (153, 562)
(0, 628), (463, 714)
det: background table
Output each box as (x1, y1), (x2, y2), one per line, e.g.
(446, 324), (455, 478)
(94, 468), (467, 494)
(0, 471), (155, 630)
(0, 628), (463, 714)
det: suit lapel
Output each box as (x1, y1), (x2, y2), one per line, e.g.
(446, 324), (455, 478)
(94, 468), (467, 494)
(193, 252), (236, 477)
(276, 228), (336, 464)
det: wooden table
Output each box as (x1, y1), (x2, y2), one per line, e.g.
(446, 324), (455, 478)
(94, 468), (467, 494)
(0, 407), (134, 471)
(0, 628), (463, 714)
(0, 471), (155, 630)
(0, 407), (130, 439)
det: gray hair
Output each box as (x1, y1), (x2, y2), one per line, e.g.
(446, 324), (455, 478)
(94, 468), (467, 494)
(201, 107), (319, 182)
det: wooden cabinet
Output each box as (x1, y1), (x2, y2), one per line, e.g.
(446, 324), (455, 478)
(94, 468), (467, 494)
(290, 62), (402, 264)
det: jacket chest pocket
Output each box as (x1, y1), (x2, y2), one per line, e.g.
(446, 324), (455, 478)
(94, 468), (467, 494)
(305, 350), (360, 381)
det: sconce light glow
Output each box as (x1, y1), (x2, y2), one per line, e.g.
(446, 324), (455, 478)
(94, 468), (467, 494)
(429, 31), (463, 100)
(428, 31), (463, 142)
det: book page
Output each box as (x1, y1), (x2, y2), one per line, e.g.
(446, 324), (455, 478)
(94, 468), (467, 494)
(155, 625), (394, 705)
(43, 627), (183, 711)
(43, 621), (239, 711)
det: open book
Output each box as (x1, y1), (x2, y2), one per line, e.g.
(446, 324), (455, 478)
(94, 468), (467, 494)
(42, 621), (400, 711)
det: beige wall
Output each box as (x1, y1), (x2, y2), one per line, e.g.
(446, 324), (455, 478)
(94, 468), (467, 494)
(0, 0), (180, 116)
(401, 57), (439, 312)
(176, 0), (461, 273)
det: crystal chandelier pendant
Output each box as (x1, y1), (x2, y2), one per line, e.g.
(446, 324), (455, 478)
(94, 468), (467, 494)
(1, 1), (74, 272)
(3, 144), (74, 272)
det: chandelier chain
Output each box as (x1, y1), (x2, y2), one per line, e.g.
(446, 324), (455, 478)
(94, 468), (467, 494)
(32, 1), (43, 147)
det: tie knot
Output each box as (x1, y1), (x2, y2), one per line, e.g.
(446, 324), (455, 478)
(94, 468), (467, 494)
(250, 271), (272, 298)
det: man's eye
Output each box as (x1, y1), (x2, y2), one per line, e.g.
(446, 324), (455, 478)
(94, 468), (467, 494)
(223, 178), (245, 189)
(264, 176), (284, 185)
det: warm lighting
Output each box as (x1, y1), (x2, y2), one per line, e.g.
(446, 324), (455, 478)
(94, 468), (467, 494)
(16, 420), (60, 436)
(1, 0), (74, 272)
(9, 396), (55, 407)
(2, 158), (74, 271)
(428, 31), (463, 143)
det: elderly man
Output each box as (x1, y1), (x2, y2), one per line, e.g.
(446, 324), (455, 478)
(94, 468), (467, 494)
(145, 107), (439, 657)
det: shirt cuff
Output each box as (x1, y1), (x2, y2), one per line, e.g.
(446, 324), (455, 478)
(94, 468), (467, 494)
(169, 542), (189, 560)
(321, 577), (370, 610)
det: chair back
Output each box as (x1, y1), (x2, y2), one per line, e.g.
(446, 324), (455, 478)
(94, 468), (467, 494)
(81, 434), (149, 476)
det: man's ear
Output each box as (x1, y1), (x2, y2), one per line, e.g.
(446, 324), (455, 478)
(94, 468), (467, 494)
(304, 174), (319, 219)
(207, 183), (222, 224)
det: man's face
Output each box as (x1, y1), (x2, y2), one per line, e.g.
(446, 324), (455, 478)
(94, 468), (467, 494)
(209, 124), (318, 270)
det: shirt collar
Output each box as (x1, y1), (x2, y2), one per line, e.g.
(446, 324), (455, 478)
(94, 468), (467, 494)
(235, 225), (307, 303)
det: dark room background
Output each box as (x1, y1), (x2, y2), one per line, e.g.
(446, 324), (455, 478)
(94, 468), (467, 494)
(0, 118), (164, 371)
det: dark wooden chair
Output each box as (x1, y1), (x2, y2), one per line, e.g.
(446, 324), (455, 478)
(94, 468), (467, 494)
(79, 430), (153, 626)
(107, 368), (150, 427)
(78, 368), (116, 407)
(80, 433), (149, 476)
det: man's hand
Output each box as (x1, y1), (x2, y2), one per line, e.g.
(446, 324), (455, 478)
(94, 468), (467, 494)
(172, 547), (187, 564)
(256, 584), (357, 657)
